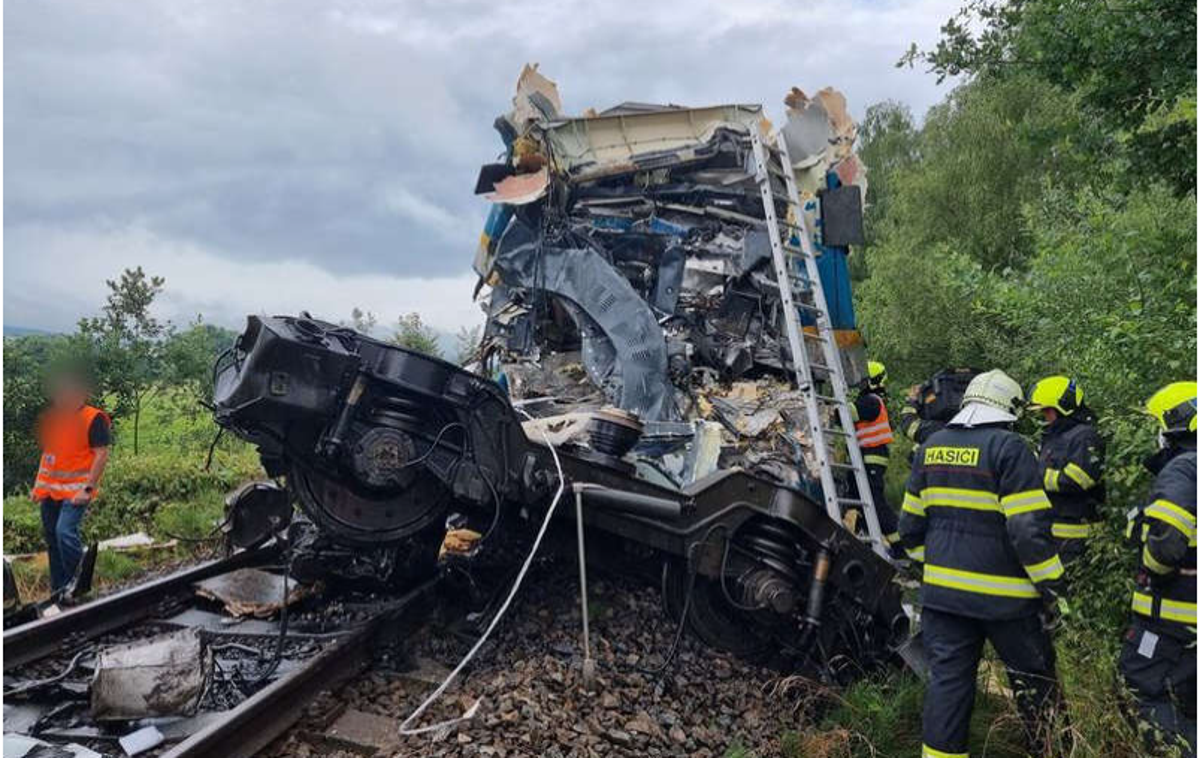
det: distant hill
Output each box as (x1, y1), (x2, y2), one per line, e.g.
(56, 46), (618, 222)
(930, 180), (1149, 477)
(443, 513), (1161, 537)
(3, 325), (54, 337)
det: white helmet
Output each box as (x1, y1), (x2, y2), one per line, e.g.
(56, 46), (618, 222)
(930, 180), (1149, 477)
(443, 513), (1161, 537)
(950, 369), (1024, 427)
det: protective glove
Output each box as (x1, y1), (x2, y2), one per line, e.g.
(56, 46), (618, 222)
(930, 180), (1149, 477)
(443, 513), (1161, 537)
(1040, 593), (1071, 633)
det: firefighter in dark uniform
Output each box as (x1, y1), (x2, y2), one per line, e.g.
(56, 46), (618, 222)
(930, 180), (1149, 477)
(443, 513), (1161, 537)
(1028, 376), (1106, 565)
(851, 361), (900, 549)
(899, 370), (1070, 758)
(900, 368), (981, 446)
(1119, 381), (1196, 758)
(900, 384), (946, 446)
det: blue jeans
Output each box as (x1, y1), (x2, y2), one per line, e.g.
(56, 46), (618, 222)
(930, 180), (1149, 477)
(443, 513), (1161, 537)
(40, 498), (88, 593)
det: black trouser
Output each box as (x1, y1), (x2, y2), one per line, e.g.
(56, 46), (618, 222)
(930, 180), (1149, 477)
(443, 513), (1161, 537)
(864, 463), (900, 544)
(922, 607), (1067, 757)
(1119, 617), (1196, 758)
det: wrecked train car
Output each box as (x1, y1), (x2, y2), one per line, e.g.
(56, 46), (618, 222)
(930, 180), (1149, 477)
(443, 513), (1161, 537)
(474, 65), (869, 494)
(213, 68), (907, 677)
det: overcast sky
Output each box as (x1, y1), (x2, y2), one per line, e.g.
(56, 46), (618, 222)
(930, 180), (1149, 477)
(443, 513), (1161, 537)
(4, 0), (960, 336)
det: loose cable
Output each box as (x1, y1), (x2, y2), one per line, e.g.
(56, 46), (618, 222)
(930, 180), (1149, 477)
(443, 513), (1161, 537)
(397, 407), (565, 737)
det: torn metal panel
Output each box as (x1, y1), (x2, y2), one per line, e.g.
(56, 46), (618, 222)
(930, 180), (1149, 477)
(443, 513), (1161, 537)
(90, 628), (211, 721)
(492, 218), (676, 421)
(484, 166), (549, 205)
(537, 105), (764, 182)
(509, 63), (562, 129)
(194, 568), (310, 618)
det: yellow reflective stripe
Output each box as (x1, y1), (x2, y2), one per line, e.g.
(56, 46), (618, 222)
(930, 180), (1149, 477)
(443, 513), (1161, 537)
(1143, 546), (1174, 575)
(902, 492), (925, 517)
(906, 545), (926, 562)
(1000, 489), (1052, 517)
(1024, 554), (1065, 583)
(33, 481), (88, 493)
(1063, 462), (1096, 489)
(856, 418), (890, 435)
(904, 419), (921, 439)
(920, 487), (1000, 512)
(863, 454), (890, 467)
(924, 563), (1040, 599)
(1052, 522), (1093, 539)
(1132, 591), (1198, 625)
(857, 431), (893, 446)
(1043, 467), (1061, 492)
(1145, 500), (1197, 544)
(922, 743), (968, 758)
(885, 531), (901, 545)
(1161, 598), (1197, 624)
(36, 468), (92, 480)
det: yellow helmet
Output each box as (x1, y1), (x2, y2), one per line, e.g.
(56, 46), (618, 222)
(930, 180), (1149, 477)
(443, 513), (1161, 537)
(1146, 381), (1198, 435)
(866, 361), (887, 389)
(1028, 376), (1083, 416)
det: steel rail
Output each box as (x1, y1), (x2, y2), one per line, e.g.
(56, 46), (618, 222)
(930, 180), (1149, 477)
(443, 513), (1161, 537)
(3, 545), (276, 670)
(162, 575), (441, 758)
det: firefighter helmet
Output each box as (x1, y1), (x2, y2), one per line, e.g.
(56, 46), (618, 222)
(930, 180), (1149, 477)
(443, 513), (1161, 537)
(1028, 376), (1082, 416)
(951, 369), (1024, 426)
(1146, 382), (1197, 435)
(866, 361), (887, 391)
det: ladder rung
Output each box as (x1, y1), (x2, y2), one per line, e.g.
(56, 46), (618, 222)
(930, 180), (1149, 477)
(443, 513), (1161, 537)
(829, 462), (857, 470)
(838, 498), (869, 507)
(802, 332), (827, 343)
(793, 301), (823, 312)
(814, 393), (841, 403)
(809, 362), (832, 372)
(821, 428), (851, 437)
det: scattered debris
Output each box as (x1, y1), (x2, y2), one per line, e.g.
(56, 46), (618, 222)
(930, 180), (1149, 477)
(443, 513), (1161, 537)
(2, 735), (102, 758)
(194, 568), (311, 618)
(323, 708), (403, 755)
(116, 725), (164, 756)
(97, 533), (157, 551)
(90, 628), (212, 721)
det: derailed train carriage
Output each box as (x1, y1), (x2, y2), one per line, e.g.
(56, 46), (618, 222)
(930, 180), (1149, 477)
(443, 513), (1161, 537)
(212, 67), (910, 679)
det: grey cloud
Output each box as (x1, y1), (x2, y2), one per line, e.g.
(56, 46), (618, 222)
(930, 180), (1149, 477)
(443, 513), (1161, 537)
(5, 0), (958, 329)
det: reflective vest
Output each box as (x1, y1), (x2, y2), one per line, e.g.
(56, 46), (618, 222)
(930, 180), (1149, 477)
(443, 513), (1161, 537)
(897, 423), (1065, 619)
(32, 405), (108, 501)
(854, 393), (894, 448)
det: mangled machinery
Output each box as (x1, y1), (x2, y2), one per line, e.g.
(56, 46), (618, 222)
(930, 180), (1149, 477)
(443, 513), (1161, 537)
(213, 67), (909, 677)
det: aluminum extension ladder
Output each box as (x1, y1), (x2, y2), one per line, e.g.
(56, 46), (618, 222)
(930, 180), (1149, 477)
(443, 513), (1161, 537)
(749, 130), (889, 559)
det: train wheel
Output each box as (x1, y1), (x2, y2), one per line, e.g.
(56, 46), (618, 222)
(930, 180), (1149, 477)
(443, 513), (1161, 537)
(661, 558), (773, 660)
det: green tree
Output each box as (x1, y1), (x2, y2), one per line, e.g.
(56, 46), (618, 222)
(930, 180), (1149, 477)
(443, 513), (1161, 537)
(78, 267), (170, 454)
(161, 318), (238, 411)
(454, 324), (482, 366)
(342, 307), (378, 334)
(902, 0), (1196, 194)
(856, 100), (920, 240)
(391, 312), (442, 358)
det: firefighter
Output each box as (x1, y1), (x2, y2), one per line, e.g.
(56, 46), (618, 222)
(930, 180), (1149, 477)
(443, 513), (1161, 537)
(899, 368), (980, 446)
(900, 386), (945, 446)
(1119, 381), (1196, 758)
(851, 360), (900, 549)
(1028, 376), (1106, 565)
(899, 369), (1069, 758)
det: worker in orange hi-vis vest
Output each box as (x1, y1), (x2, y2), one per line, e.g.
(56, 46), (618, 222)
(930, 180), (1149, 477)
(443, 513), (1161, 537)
(30, 370), (111, 596)
(852, 360), (901, 554)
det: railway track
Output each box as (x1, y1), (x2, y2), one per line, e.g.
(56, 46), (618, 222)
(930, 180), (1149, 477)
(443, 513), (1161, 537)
(3, 546), (442, 758)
